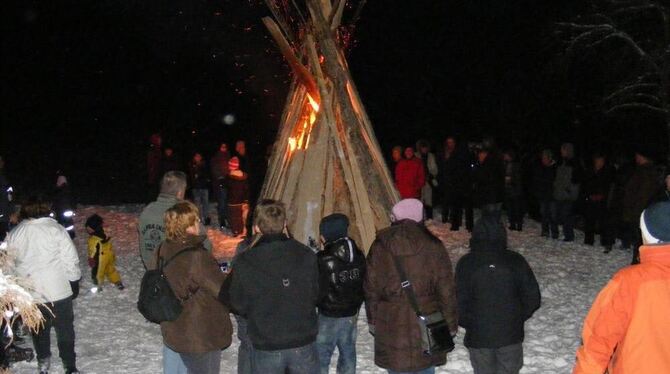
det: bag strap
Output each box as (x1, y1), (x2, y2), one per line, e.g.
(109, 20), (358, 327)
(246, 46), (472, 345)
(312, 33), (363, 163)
(159, 246), (200, 271)
(391, 255), (423, 316)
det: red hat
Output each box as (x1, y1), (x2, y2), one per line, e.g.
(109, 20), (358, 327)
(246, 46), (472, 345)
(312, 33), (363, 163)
(228, 157), (240, 170)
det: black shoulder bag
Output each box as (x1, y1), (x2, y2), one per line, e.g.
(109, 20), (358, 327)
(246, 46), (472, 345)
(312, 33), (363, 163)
(137, 245), (198, 323)
(392, 255), (455, 355)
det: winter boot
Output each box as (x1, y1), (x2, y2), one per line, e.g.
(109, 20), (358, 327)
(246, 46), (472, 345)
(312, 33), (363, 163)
(603, 245), (613, 254)
(38, 357), (50, 374)
(65, 367), (80, 374)
(115, 282), (125, 291)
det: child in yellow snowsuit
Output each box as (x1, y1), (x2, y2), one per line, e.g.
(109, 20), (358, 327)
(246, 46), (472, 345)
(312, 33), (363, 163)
(85, 214), (124, 290)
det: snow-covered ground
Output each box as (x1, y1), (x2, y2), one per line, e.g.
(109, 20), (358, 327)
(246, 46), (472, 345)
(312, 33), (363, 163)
(11, 205), (630, 373)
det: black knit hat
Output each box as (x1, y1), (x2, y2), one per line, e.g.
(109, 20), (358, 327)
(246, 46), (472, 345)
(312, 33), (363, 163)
(319, 213), (349, 242)
(85, 214), (104, 232)
(469, 212), (507, 251)
(640, 202), (670, 243)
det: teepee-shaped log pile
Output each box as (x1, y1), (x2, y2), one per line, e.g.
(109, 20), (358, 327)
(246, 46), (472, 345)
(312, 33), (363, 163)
(260, 0), (399, 251)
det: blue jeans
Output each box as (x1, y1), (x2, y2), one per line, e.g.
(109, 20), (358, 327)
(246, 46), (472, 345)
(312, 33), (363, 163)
(251, 342), (319, 374)
(539, 201), (558, 238)
(316, 315), (357, 374)
(387, 367), (435, 374)
(235, 315), (253, 374)
(555, 200), (575, 240)
(163, 345), (187, 374)
(192, 189), (209, 223)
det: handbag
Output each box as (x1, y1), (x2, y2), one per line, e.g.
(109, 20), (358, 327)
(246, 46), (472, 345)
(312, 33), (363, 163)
(391, 255), (455, 356)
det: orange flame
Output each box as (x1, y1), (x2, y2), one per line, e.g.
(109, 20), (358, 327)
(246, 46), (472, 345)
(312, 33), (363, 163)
(288, 93), (320, 153)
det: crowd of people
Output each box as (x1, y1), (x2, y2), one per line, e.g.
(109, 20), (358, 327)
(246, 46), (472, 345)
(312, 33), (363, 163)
(1, 130), (669, 374)
(391, 137), (669, 265)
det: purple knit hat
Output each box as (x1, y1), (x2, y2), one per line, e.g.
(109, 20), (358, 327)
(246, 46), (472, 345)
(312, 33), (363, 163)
(392, 198), (424, 223)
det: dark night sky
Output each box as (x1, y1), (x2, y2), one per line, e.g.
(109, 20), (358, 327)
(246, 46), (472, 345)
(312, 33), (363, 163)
(3, 0), (656, 203)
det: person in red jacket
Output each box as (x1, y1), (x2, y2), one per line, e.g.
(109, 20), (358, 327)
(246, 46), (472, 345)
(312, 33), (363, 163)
(395, 147), (426, 199)
(573, 201), (670, 374)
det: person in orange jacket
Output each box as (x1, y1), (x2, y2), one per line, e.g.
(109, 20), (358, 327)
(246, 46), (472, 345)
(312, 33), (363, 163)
(573, 201), (670, 374)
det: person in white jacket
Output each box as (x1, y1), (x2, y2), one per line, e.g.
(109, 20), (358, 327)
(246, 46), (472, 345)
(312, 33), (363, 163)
(6, 196), (81, 374)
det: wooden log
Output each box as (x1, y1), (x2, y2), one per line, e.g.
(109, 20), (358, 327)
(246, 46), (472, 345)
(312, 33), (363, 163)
(262, 17), (320, 101)
(329, 0), (346, 29)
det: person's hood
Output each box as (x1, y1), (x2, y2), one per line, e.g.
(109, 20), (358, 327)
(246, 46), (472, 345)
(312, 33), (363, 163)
(469, 214), (507, 252)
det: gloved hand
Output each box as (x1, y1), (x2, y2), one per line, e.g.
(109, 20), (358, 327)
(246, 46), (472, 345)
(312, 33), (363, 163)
(88, 257), (96, 268)
(70, 279), (80, 300)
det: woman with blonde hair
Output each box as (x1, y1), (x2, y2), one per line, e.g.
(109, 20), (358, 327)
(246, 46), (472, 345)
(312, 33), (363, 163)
(157, 201), (232, 374)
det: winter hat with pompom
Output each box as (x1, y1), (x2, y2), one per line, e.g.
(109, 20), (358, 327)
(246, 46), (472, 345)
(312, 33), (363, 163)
(392, 198), (423, 223)
(640, 201), (670, 244)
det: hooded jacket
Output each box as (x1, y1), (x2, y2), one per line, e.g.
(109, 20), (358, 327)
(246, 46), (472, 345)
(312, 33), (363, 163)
(395, 157), (426, 199)
(7, 217), (81, 303)
(364, 220), (457, 372)
(574, 244), (670, 374)
(455, 216), (541, 348)
(229, 234), (319, 351)
(317, 237), (366, 317)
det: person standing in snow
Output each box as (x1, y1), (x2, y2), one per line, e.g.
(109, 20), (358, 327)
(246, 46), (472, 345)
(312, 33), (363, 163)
(364, 198), (458, 374)
(439, 137), (473, 231)
(389, 146), (403, 180)
(188, 152), (210, 225)
(416, 140), (439, 219)
(85, 214), (124, 291)
(395, 147), (426, 200)
(158, 201), (232, 374)
(52, 172), (76, 239)
(456, 213), (541, 374)
(0, 155), (15, 240)
(225, 157), (250, 237)
(620, 150), (660, 264)
(210, 142), (231, 230)
(229, 199), (320, 373)
(160, 147), (182, 175)
(472, 140), (505, 215)
(6, 195), (82, 374)
(316, 213), (366, 374)
(573, 201), (670, 374)
(581, 153), (614, 251)
(139, 171), (188, 269)
(532, 149), (558, 239)
(502, 148), (524, 231)
(552, 143), (582, 242)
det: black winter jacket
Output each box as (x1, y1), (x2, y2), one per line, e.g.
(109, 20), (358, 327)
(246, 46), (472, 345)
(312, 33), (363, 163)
(229, 234), (319, 351)
(472, 155), (505, 207)
(455, 242), (541, 349)
(532, 163), (556, 202)
(317, 237), (366, 318)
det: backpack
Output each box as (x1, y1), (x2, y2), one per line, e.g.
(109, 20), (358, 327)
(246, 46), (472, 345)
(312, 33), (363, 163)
(137, 245), (198, 324)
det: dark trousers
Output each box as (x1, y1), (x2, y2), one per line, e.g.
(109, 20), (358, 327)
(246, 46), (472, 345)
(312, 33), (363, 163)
(468, 343), (523, 374)
(180, 350), (222, 374)
(539, 201), (558, 238)
(555, 200), (575, 240)
(505, 196), (524, 228)
(32, 297), (76, 371)
(235, 315), (253, 374)
(251, 342), (319, 374)
(584, 201), (612, 246)
(443, 194), (473, 231)
(623, 224), (643, 264)
(215, 182), (229, 228)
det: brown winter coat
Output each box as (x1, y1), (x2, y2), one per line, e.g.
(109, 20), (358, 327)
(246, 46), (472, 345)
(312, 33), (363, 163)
(156, 235), (232, 353)
(364, 220), (458, 372)
(621, 163), (659, 223)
